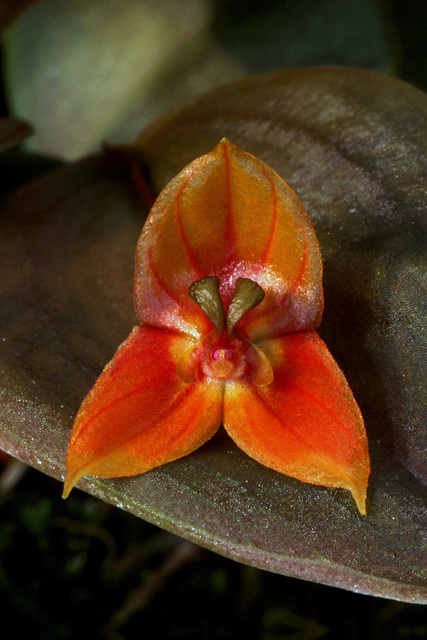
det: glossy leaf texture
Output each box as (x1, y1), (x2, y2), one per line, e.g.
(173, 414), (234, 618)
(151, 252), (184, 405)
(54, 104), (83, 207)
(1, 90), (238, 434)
(0, 67), (426, 602)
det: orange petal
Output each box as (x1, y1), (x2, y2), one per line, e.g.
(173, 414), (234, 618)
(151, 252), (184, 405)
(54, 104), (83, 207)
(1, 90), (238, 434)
(134, 139), (323, 340)
(223, 331), (369, 514)
(63, 326), (223, 497)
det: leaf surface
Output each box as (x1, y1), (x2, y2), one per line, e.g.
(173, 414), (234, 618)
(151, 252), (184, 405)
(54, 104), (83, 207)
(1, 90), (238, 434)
(0, 68), (426, 602)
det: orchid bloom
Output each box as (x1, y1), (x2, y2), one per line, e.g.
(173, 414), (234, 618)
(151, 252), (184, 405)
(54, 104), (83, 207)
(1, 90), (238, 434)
(63, 139), (369, 514)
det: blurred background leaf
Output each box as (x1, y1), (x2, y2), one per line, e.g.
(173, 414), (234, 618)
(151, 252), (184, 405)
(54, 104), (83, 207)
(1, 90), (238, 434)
(2, 0), (398, 159)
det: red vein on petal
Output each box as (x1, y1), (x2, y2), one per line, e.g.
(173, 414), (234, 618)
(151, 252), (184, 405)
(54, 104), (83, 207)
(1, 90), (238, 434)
(282, 379), (361, 449)
(82, 384), (222, 476)
(124, 382), (221, 452)
(222, 141), (236, 260)
(147, 247), (193, 310)
(259, 170), (278, 266)
(251, 376), (362, 454)
(236, 382), (364, 497)
(250, 384), (310, 447)
(285, 236), (309, 302)
(175, 171), (203, 278)
(77, 379), (195, 441)
(257, 236), (310, 331)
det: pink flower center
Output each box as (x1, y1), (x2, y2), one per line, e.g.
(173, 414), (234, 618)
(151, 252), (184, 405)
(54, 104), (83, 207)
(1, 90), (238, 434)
(177, 276), (273, 386)
(201, 340), (246, 380)
(212, 348), (233, 360)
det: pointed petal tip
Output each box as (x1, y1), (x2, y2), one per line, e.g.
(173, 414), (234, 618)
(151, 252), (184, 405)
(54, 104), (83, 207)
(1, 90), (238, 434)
(217, 137), (233, 151)
(62, 467), (86, 499)
(350, 483), (368, 516)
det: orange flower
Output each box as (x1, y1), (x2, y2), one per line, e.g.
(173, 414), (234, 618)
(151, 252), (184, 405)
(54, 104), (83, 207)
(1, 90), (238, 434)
(63, 139), (369, 514)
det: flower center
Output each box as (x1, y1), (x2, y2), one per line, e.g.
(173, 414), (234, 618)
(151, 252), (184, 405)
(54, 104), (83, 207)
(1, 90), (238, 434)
(202, 342), (246, 380)
(212, 347), (233, 360)
(176, 276), (273, 387)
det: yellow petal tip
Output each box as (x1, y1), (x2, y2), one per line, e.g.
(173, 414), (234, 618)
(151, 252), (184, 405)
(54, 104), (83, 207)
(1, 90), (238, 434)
(62, 468), (85, 499)
(349, 484), (367, 516)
